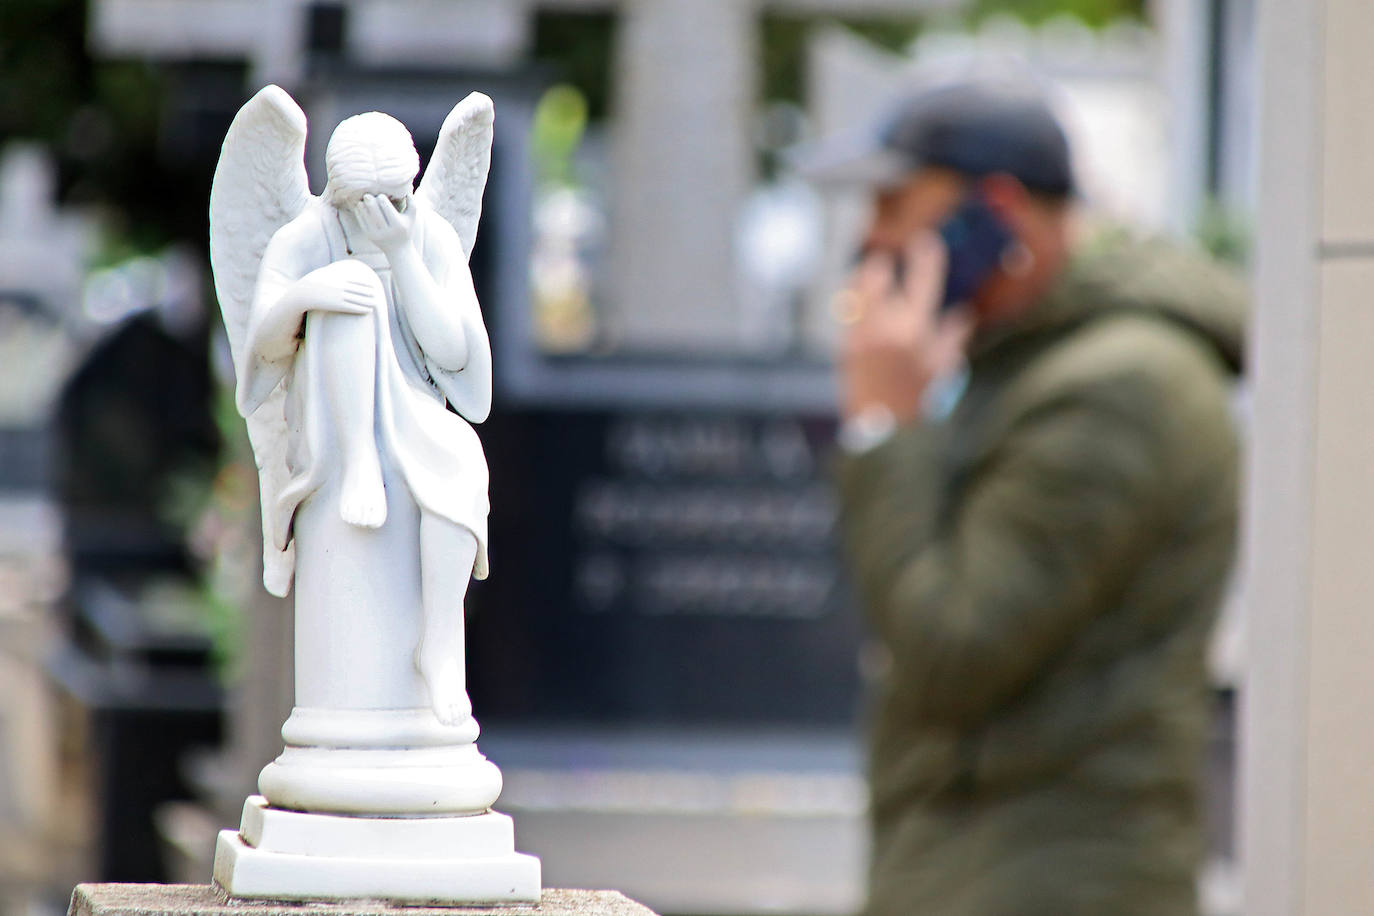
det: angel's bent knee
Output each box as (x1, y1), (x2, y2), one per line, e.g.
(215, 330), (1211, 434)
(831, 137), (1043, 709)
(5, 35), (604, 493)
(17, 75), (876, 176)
(309, 308), (376, 362)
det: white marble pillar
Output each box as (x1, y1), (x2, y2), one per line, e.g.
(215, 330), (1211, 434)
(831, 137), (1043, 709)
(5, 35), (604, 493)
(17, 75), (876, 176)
(1151, 0), (1212, 236)
(253, 471), (502, 817)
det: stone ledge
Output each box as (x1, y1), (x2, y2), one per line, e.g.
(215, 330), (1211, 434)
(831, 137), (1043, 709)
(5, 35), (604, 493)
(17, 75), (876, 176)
(69, 885), (659, 916)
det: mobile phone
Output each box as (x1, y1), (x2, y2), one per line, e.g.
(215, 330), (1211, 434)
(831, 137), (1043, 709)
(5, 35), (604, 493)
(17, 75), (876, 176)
(853, 195), (1014, 311)
(936, 195), (1014, 310)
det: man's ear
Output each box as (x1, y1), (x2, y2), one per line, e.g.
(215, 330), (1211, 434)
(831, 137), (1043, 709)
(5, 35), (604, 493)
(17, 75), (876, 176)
(977, 173), (1031, 224)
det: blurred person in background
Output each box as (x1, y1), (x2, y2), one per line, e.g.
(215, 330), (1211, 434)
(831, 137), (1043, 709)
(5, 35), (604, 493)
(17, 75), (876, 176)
(804, 79), (1245, 915)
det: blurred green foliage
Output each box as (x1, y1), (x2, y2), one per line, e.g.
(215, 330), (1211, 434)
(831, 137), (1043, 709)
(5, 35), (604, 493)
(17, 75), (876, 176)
(531, 84), (590, 187)
(4, 0), (1153, 219)
(0, 0), (88, 141)
(760, 15), (925, 107)
(1195, 198), (1252, 266)
(762, 0), (1148, 108)
(968, 0), (1146, 26)
(199, 383), (262, 680)
(0, 2), (161, 168)
(532, 11), (618, 123)
(0, 0), (175, 250)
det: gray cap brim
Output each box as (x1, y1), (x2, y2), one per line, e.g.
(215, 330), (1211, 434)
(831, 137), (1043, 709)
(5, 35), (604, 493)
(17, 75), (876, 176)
(788, 129), (914, 187)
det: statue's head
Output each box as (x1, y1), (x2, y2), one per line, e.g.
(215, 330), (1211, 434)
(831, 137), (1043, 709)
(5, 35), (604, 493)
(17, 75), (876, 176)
(324, 112), (420, 211)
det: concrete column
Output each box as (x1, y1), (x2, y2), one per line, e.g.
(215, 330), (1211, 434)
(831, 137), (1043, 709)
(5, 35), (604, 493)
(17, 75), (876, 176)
(1152, 0), (1212, 235)
(1242, 0), (1374, 913)
(799, 26), (897, 357)
(608, 0), (757, 353)
(251, 0), (309, 87)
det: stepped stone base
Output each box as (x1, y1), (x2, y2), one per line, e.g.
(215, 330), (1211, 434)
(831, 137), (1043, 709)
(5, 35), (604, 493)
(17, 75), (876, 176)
(212, 797), (539, 905)
(68, 884), (660, 915)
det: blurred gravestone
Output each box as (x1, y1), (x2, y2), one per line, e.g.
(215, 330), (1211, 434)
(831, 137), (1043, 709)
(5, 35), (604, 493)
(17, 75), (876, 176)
(0, 145), (92, 489)
(0, 144), (95, 907)
(47, 238), (225, 883)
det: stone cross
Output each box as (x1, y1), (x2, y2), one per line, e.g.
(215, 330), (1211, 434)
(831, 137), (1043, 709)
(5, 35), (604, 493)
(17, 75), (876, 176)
(0, 145), (96, 426)
(0, 145), (91, 326)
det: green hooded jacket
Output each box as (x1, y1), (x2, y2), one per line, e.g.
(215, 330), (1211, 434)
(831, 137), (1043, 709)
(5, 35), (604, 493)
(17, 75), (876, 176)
(837, 231), (1246, 916)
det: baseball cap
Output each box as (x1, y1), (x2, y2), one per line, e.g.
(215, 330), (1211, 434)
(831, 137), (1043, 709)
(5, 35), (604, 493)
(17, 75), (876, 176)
(796, 80), (1075, 196)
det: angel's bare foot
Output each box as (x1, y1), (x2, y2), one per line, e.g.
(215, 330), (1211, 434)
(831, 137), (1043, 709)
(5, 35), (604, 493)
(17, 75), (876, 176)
(339, 451), (386, 528)
(418, 642), (471, 726)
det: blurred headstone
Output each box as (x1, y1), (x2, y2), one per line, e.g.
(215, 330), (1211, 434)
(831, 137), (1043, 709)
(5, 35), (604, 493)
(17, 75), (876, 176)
(0, 144), (126, 915)
(606, 0), (756, 353)
(43, 231), (224, 884)
(0, 145), (95, 481)
(90, 0), (534, 86)
(0, 144), (96, 896)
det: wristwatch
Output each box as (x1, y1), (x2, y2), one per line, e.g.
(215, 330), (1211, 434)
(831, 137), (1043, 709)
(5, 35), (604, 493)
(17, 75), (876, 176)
(837, 404), (898, 454)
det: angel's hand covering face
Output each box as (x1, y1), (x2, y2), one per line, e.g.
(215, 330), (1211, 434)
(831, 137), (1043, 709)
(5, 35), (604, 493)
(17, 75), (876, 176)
(353, 193), (415, 253)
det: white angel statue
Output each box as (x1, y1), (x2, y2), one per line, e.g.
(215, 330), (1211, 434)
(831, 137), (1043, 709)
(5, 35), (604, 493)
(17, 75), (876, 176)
(210, 85), (494, 727)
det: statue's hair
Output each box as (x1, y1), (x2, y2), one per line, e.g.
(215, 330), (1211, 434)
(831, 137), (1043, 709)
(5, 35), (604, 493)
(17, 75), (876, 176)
(324, 112), (419, 203)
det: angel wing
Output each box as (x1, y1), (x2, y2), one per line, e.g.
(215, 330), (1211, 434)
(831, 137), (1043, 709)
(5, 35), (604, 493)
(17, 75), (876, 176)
(416, 92), (494, 260)
(208, 84), (313, 597)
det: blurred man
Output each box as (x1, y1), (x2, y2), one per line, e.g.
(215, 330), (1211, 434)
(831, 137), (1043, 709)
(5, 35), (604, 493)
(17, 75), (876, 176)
(804, 81), (1245, 915)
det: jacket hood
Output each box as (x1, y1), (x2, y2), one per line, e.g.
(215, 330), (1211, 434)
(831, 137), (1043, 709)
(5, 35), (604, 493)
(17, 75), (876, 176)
(972, 227), (1249, 374)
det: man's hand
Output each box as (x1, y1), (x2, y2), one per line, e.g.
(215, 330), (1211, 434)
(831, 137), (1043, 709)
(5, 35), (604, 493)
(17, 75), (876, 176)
(839, 232), (974, 422)
(352, 192), (415, 254)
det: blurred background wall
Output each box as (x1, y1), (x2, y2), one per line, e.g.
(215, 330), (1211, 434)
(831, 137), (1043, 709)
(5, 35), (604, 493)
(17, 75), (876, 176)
(0, 1), (1255, 914)
(1240, 1), (1374, 914)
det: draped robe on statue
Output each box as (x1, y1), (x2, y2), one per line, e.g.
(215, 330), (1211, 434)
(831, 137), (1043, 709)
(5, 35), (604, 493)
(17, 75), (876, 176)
(238, 199), (490, 715)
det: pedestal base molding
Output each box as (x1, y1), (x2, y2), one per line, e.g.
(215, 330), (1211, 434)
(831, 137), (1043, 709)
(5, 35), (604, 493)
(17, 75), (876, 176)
(212, 796), (540, 905)
(258, 743), (503, 815)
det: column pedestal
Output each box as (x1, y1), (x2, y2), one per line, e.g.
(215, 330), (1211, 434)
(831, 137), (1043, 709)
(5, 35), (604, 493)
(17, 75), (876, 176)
(211, 479), (540, 904)
(212, 705), (539, 903)
(213, 797), (540, 904)
(254, 706), (502, 815)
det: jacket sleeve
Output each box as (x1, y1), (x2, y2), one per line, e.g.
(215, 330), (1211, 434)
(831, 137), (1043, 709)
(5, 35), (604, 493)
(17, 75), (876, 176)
(836, 380), (1166, 725)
